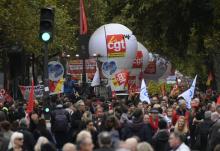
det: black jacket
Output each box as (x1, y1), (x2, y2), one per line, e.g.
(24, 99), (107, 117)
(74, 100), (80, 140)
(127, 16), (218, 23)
(121, 119), (153, 143)
(152, 129), (170, 151)
(95, 147), (115, 151)
(18, 127), (36, 151)
(0, 132), (9, 151)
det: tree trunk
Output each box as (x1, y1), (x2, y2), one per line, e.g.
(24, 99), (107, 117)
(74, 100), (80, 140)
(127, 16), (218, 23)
(213, 53), (220, 93)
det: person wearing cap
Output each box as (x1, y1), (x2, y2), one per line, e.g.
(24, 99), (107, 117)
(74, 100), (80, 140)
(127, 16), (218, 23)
(149, 108), (159, 134)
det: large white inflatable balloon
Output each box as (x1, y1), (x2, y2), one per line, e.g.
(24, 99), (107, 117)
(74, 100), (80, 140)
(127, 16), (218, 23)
(129, 42), (150, 86)
(143, 53), (171, 81)
(89, 23), (138, 78)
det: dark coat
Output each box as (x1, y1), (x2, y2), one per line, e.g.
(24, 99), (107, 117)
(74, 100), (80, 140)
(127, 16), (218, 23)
(194, 119), (213, 151)
(18, 127), (36, 151)
(152, 130), (170, 151)
(0, 132), (9, 151)
(95, 147), (115, 151)
(121, 119), (153, 143)
(207, 119), (220, 151)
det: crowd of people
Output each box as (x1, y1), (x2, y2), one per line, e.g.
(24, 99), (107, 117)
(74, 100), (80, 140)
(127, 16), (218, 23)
(0, 89), (220, 151)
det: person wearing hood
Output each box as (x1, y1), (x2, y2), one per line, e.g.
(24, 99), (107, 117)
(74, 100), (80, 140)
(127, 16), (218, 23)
(51, 104), (70, 149)
(121, 108), (153, 143)
(152, 119), (170, 151)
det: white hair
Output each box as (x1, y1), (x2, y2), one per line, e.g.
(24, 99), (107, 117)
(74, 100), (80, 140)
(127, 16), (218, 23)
(34, 136), (49, 151)
(8, 132), (23, 149)
(125, 138), (138, 151)
(137, 142), (154, 151)
(62, 143), (76, 151)
(76, 130), (92, 143)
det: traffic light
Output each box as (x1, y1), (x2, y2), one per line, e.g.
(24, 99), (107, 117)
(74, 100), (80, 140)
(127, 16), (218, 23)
(39, 7), (54, 42)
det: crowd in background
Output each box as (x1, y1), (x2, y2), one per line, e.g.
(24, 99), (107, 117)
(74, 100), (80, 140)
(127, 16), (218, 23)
(0, 88), (220, 151)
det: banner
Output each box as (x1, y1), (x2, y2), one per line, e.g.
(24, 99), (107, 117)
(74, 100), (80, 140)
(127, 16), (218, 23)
(49, 78), (64, 95)
(144, 60), (156, 74)
(0, 89), (13, 103)
(132, 51), (143, 68)
(19, 85), (44, 100)
(128, 76), (138, 93)
(107, 34), (126, 57)
(67, 59), (96, 82)
(111, 70), (129, 91)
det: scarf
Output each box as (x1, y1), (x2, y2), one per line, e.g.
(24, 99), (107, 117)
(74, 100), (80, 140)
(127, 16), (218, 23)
(149, 116), (159, 132)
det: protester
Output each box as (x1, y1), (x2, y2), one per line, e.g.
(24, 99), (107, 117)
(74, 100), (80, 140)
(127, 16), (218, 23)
(62, 143), (76, 151)
(125, 137), (138, 151)
(18, 118), (35, 151)
(34, 136), (49, 151)
(169, 132), (190, 151)
(152, 119), (170, 151)
(76, 131), (94, 151)
(121, 108), (152, 143)
(1, 120), (13, 140)
(51, 103), (70, 149)
(194, 111), (213, 151)
(95, 132), (114, 151)
(136, 142), (154, 151)
(8, 132), (24, 151)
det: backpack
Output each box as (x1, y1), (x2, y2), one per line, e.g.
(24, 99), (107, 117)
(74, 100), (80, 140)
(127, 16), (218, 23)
(54, 110), (68, 132)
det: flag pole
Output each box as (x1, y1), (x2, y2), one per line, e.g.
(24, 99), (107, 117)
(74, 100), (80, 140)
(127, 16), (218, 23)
(103, 25), (111, 94)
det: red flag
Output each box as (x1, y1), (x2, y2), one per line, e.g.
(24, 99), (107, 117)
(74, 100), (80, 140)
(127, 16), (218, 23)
(26, 80), (35, 114)
(80, 0), (88, 35)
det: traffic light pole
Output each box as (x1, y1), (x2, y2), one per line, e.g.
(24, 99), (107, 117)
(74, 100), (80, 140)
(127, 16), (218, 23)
(43, 43), (49, 96)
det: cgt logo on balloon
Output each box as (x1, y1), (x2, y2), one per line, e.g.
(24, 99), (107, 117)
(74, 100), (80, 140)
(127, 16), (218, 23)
(106, 34), (126, 57)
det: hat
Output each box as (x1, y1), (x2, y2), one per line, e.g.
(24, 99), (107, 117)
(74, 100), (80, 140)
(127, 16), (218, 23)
(150, 108), (159, 114)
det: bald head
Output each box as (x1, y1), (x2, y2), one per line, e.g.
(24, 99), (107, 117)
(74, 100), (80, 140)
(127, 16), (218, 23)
(62, 143), (76, 151)
(125, 138), (138, 151)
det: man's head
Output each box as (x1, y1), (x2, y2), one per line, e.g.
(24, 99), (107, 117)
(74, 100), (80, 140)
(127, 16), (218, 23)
(62, 143), (76, 151)
(78, 137), (94, 151)
(125, 137), (138, 151)
(98, 131), (112, 148)
(137, 142), (153, 151)
(76, 130), (93, 151)
(178, 99), (186, 110)
(169, 132), (184, 149)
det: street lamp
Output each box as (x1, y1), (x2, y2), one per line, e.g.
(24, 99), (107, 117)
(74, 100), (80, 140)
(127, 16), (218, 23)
(75, 54), (79, 58)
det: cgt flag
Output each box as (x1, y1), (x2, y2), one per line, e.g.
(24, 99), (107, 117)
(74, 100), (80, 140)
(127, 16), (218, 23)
(140, 79), (150, 104)
(179, 75), (197, 109)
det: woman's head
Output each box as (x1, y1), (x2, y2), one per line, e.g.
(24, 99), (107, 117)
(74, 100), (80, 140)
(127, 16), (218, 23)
(9, 132), (24, 149)
(177, 116), (185, 129)
(175, 116), (188, 134)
